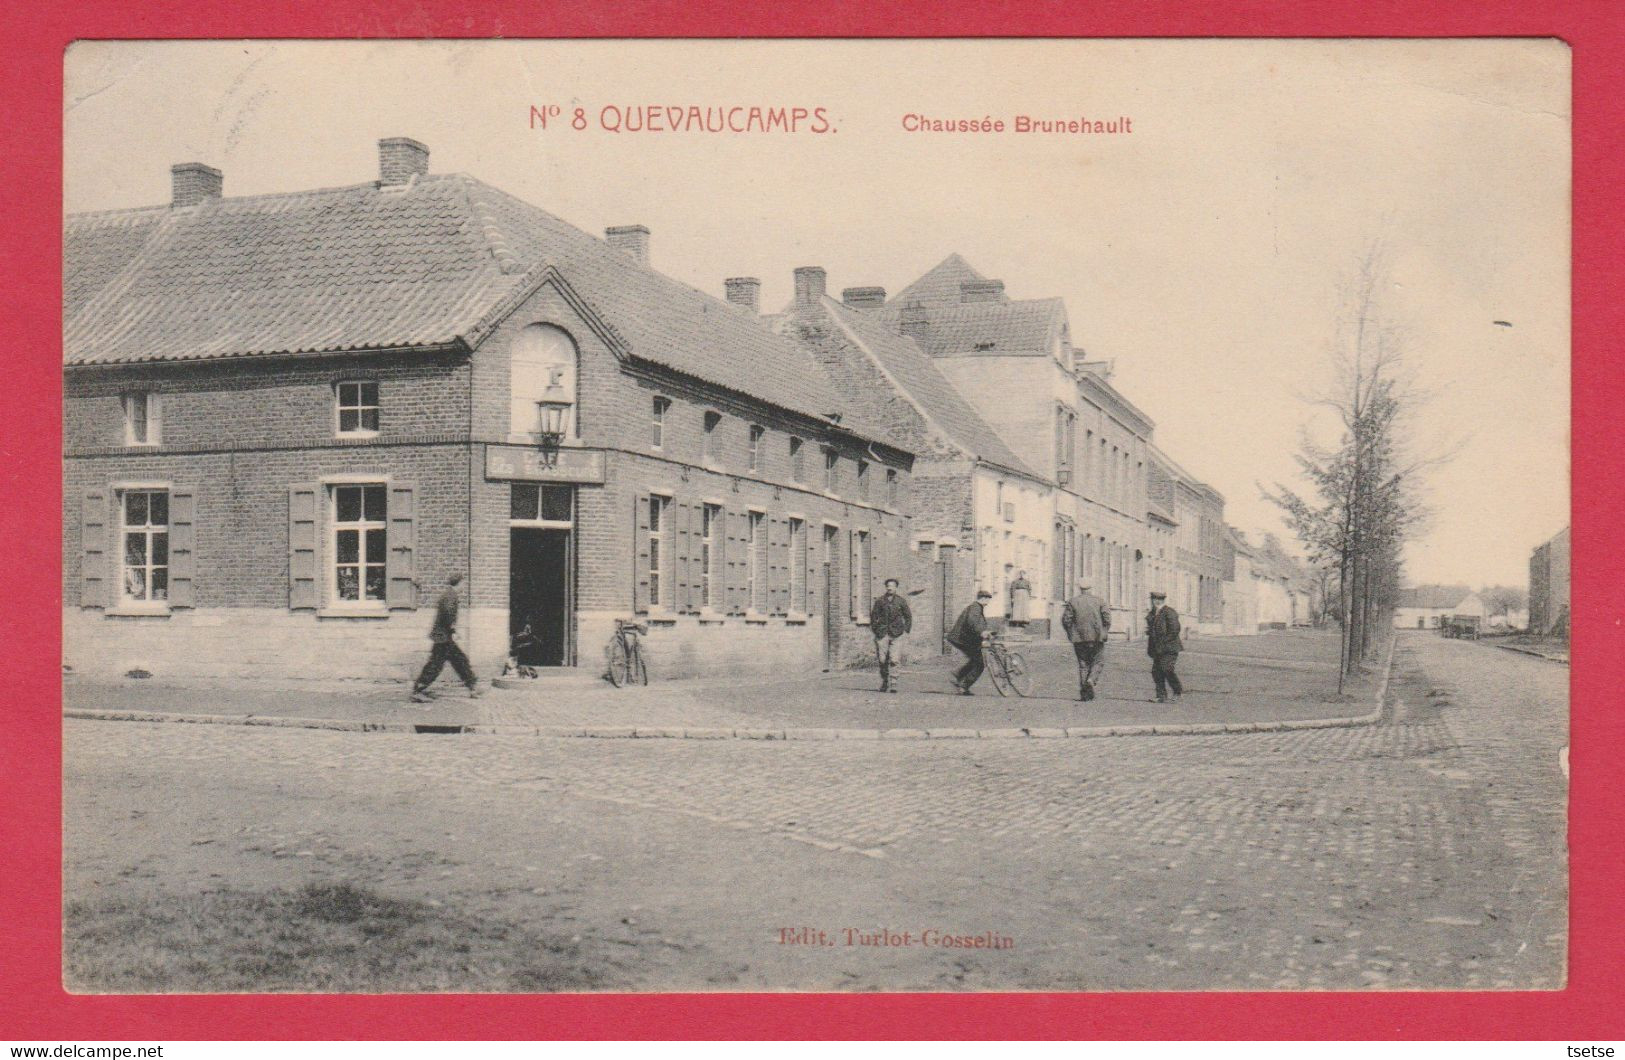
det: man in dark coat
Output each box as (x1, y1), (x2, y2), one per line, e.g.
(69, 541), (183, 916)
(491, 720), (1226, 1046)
(1061, 577), (1111, 701)
(1145, 590), (1183, 703)
(411, 573), (482, 702)
(948, 589), (993, 695)
(869, 577), (914, 693)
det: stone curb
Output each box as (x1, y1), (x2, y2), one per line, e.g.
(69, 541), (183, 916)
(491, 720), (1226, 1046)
(1492, 643), (1569, 665)
(64, 637), (1395, 742)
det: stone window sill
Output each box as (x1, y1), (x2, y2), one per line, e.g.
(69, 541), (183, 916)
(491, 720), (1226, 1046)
(317, 607), (391, 620)
(107, 604), (171, 618)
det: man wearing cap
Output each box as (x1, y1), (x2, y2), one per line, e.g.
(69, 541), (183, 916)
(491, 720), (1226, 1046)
(1145, 590), (1184, 703)
(1061, 577), (1112, 701)
(947, 589), (994, 694)
(411, 573), (482, 703)
(869, 577), (913, 693)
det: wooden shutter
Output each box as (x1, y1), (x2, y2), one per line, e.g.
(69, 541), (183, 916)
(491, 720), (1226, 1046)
(288, 484), (320, 611)
(868, 532), (880, 606)
(848, 530), (859, 618)
(633, 494), (650, 614)
(168, 487), (197, 609)
(386, 482), (417, 610)
(765, 516), (780, 614)
(726, 510), (746, 614)
(805, 524), (819, 615)
(675, 500), (693, 613)
(81, 489), (109, 609)
(718, 507), (731, 611)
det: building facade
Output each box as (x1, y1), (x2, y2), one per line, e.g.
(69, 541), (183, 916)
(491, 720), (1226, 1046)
(65, 139), (913, 683)
(772, 269), (1049, 652)
(1392, 586), (1485, 630)
(1528, 526), (1570, 637)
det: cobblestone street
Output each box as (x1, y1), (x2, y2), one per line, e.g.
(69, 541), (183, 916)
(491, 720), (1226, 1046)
(63, 631), (1567, 992)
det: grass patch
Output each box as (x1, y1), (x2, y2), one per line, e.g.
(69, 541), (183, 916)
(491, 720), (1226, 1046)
(65, 881), (616, 993)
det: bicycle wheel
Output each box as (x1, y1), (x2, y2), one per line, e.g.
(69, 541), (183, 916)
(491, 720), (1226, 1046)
(1003, 652), (1034, 697)
(607, 636), (629, 687)
(631, 642), (649, 686)
(986, 649), (1014, 697)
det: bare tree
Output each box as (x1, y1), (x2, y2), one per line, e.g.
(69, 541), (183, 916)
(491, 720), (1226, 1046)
(1265, 242), (1434, 691)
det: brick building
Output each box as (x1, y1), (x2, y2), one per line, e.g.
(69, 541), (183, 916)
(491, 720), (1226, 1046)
(1528, 526), (1570, 637)
(772, 268), (1048, 652)
(872, 256), (1159, 638)
(64, 138), (914, 683)
(1147, 446), (1228, 634)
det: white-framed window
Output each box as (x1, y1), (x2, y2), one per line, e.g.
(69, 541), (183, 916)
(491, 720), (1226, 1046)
(509, 323), (579, 439)
(118, 489), (169, 603)
(747, 510), (765, 612)
(789, 517), (807, 613)
(701, 503), (723, 610)
(886, 468), (898, 506)
(651, 396), (670, 450)
(789, 437), (805, 482)
(648, 493), (670, 609)
(823, 447), (839, 492)
(857, 460), (870, 501)
(331, 483), (387, 606)
(748, 425), (764, 472)
(703, 411), (723, 466)
(335, 381), (380, 436)
(123, 392), (160, 446)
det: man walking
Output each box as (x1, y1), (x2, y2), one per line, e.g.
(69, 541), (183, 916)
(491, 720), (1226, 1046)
(1061, 577), (1111, 701)
(947, 589), (994, 695)
(411, 573), (482, 703)
(1145, 590), (1183, 703)
(869, 577), (913, 693)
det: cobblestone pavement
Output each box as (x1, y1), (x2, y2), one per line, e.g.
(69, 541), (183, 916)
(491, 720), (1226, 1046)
(64, 631), (1566, 991)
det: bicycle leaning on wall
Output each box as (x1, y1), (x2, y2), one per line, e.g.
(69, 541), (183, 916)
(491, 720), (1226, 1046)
(606, 617), (649, 687)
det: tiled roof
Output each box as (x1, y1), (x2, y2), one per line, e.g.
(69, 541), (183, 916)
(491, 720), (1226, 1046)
(1397, 585), (1475, 610)
(879, 297), (1064, 359)
(889, 253), (997, 308)
(818, 299), (1036, 479)
(64, 173), (879, 442)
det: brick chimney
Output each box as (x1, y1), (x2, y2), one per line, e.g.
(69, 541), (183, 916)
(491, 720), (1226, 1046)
(899, 300), (930, 340)
(605, 225), (651, 265)
(378, 137), (429, 186)
(724, 277), (761, 314)
(793, 266), (827, 306)
(960, 279), (1005, 303)
(842, 286), (886, 309)
(170, 163), (222, 208)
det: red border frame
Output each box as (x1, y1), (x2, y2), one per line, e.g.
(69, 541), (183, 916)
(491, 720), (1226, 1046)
(4, 0), (1619, 1040)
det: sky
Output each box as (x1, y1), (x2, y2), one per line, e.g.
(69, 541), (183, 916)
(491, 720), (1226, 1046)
(63, 39), (1570, 588)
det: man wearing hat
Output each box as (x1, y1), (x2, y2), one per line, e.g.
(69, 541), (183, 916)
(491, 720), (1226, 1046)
(947, 589), (994, 695)
(1061, 577), (1112, 701)
(1145, 590), (1184, 703)
(869, 577), (913, 693)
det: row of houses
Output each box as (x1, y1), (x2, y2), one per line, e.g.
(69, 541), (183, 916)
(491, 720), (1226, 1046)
(64, 138), (1312, 683)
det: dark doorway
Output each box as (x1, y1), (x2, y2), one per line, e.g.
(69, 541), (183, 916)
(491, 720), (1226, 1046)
(511, 528), (571, 666)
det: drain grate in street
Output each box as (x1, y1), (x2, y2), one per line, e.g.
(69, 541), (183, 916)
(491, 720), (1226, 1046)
(413, 724), (467, 735)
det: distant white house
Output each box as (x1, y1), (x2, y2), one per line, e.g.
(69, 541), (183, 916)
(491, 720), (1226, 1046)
(1394, 586), (1486, 630)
